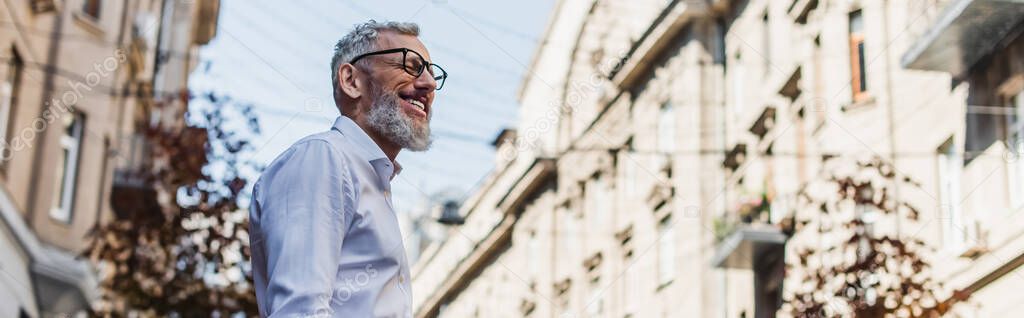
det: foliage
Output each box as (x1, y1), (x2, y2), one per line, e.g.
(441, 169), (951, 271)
(735, 190), (771, 223)
(714, 190), (772, 242)
(782, 157), (969, 317)
(85, 93), (262, 317)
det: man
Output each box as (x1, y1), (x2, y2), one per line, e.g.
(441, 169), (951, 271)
(248, 20), (446, 317)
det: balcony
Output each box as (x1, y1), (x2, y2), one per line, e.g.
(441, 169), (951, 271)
(901, 0), (1024, 77)
(712, 191), (788, 318)
(712, 192), (788, 270)
(109, 135), (161, 220)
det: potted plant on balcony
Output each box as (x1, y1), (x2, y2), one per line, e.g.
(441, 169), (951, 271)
(737, 190), (771, 224)
(714, 190), (774, 242)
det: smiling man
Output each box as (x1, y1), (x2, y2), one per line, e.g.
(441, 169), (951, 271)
(248, 21), (446, 317)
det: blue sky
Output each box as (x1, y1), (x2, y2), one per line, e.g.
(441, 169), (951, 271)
(190, 0), (556, 212)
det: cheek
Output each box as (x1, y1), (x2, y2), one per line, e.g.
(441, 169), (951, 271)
(394, 80), (415, 92)
(381, 69), (413, 88)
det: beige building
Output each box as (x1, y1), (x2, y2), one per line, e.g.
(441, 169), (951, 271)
(0, 0), (218, 316)
(412, 0), (1024, 317)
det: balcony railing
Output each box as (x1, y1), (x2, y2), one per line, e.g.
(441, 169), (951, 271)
(110, 134), (160, 220)
(713, 192), (773, 242)
(901, 0), (1024, 76)
(712, 193), (788, 270)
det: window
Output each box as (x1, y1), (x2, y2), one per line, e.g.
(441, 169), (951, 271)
(528, 230), (539, 278)
(732, 52), (746, 116)
(50, 113), (84, 223)
(587, 174), (611, 230)
(554, 278), (572, 308)
(82, 0), (101, 20)
(620, 230), (638, 315)
(849, 10), (869, 101)
(586, 278), (603, 316)
(621, 140), (639, 197)
(762, 11), (772, 76)
(1009, 90), (1024, 207)
(1010, 90), (1024, 139)
(585, 292), (598, 316)
(1, 49), (23, 166)
(937, 137), (968, 250)
(29, 0), (58, 14)
(560, 206), (580, 258)
(657, 102), (675, 153)
(656, 215), (674, 288)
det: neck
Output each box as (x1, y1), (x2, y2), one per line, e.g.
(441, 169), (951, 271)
(351, 115), (401, 161)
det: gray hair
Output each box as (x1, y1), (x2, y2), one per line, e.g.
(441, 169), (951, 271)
(331, 20), (420, 107)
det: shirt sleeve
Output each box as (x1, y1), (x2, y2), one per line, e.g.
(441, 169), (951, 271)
(255, 140), (352, 317)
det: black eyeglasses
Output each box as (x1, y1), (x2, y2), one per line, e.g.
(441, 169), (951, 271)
(350, 48), (447, 90)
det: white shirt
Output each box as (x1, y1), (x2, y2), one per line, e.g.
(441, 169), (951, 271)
(249, 116), (411, 317)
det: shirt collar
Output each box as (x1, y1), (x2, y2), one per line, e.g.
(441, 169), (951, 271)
(332, 116), (402, 180)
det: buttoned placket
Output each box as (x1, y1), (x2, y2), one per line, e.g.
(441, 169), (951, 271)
(376, 160), (396, 209)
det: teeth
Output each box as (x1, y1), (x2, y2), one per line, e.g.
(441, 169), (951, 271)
(407, 99), (425, 111)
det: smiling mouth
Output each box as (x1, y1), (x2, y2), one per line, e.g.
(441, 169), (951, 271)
(406, 98), (426, 112)
(398, 93), (429, 118)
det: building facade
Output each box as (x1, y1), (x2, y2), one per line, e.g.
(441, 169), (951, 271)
(0, 0), (218, 316)
(412, 0), (1024, 317)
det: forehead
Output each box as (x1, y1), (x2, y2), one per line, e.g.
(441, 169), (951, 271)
(377, 31), (431, 61)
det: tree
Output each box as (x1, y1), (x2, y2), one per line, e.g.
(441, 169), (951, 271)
(86, 92), (262, 316)
(783, 156), (970, 317)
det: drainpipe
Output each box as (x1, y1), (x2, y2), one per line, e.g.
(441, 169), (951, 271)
(95, 0), (135, 229)
(881, 0), (902, 236)
(716, 14), (729, 318)
(25, 4), (66, 226)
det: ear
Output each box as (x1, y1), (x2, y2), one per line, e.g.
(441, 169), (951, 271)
(338, 63), (363, 100)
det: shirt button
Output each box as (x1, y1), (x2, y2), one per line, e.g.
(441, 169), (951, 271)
(398, 275), (405, 284)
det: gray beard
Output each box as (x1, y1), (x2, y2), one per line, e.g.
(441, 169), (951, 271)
(365, 83), (432, 151)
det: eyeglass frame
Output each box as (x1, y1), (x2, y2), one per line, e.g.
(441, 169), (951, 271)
(349, 47), (447, 90)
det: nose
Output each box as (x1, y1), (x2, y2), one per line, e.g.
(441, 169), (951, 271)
(413, 68), (437, 91)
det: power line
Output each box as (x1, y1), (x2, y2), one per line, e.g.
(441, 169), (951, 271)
(560, 145), (1021, 160)
(309, 1), (526, 80)
(342, 1), (541, 45)
(0, 54), (516, 136)
(215, 3), (524, 119)
(0, 20), (196, 60)
(446, 6), (540, 43)
(0, 56), (198, 99)
(442, 79), (522, 108)
(244, 101), (495, 145)
(224, 1), (527, 104)
(5, 57), (1018, 160)
(223, 1), (329, 63)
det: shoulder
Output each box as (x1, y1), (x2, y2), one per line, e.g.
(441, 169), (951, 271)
(253, 131), (357, 199)
(293, 130), (347, 151)
(284, 131), (351, 161)
(260, 131), (356, 178)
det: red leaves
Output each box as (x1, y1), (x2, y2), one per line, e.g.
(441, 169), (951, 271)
(85, 92), (260, 316)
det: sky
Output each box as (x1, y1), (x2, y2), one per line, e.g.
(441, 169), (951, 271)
(190, 0), (556, 213)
